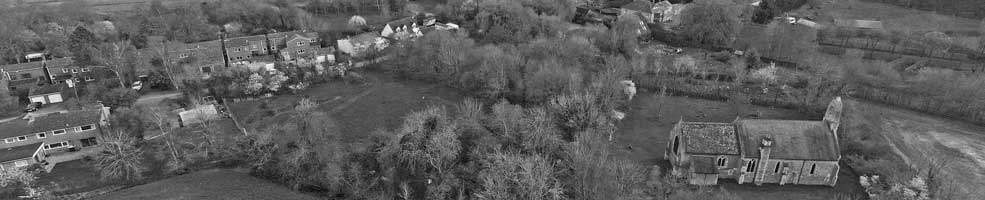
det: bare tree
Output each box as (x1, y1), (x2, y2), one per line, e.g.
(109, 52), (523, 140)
(93, 130), (146, 181)
(143, 106), (182, 166)
(94, 40), (137, 88)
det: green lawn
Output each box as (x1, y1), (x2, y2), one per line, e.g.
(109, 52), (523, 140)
(36, 160), (109, 195)
(229, 70), (466, 144)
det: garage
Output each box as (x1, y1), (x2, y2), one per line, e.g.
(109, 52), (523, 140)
(46, 94), (63, 103)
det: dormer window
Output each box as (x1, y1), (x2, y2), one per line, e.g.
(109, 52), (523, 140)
(52, 129), (66, 135)
(71, 69), (78, 73)
(62, 69), (69, 73)
(37, 132), (47, 139)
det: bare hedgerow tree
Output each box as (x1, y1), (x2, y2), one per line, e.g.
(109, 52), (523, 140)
(93, 130), (146, 181)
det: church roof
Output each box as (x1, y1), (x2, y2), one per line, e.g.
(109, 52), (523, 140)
(735, 119), (839, 160)
(681, 122), (740, 155)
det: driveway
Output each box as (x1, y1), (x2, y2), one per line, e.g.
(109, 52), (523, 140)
(136, 92), (183, 106)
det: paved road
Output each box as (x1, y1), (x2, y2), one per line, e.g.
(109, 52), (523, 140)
(135, 92), (183, 106)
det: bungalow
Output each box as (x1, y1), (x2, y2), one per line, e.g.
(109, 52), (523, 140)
(0, 108), (109, 170)
(336, 32), (388, 56)
(1, 61), (46, 90)
(27, 84), (66, 104)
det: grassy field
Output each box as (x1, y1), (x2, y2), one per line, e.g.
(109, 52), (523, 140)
(815, 1), (981, 34)
(229, 69), (464, 144)
(35, 160), (107, 195)
(612, 92), (865, 199)
(842, 99), (985, 199)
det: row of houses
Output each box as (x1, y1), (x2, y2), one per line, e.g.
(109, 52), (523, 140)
(0, 107), (110, 170)
(0, 57), (95, 94)
(337, 13), (459, 57)
(137, 30), (334, 80)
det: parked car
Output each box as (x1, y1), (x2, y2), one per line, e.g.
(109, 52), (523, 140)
(131, 81), (143, 91)
(24, 102), (42, 112)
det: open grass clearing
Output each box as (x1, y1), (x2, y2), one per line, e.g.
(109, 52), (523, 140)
(229, 69), (466, 144)
(843, 99), (985, 199)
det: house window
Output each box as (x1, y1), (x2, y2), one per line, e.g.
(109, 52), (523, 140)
(81, 68), (90, 72)
(85, 77), (95, 81)
(809, 164), (817, 174)
(201, 66), (213, 73)
(37, 133), (47, 139)
(17, 136), (27, 141)
(297, 41), (304, 46)
(44, 141), (69, 150)
(717, 156), (727, 167)
(77, 125), (94, 132)
(236, 56), (243, 60)
(81, 137), (98, 147)
(179, 53), (189, 58)
(52, 129), (66, 135)
(745, 160), (757, 173)
(5, 137), (27, 143)
(297, 49), (304, 54)
(773, 162), (781, 173)
(62, 69), (69, 73)
(71, 69), (78, 73)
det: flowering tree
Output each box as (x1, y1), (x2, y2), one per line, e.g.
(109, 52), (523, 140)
(244, 72), (264, 95)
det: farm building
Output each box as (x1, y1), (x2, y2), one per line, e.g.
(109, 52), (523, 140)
(178, 104), (220, 127)
(665, 97), (843, 186)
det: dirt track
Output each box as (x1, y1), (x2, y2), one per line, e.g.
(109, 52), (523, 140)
(843, 99), (985, 199)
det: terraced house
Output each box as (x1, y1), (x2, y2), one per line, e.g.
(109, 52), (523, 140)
(0, 108), (109, 170)
(665, 97), (844, 186)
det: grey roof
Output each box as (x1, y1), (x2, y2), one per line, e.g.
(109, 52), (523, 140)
(621, 0), (655, 13)
(224, 35), (267, 48)
(735, 119), (839, 160)
(0, 109), (102, 139)
(0, 62), (44, 72)
(97, 169), (321, 200)
(29, 84), (65, 96)
(682, 122), (740, 155)
(0, 142), (42, 163)
(45, 57), (75, 68)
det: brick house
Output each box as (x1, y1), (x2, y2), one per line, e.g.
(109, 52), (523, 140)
(665, 97), (843, 186)
(44, 57), (95, 83)
(223, 35), (270, 64)
(0, 108), (109, 170)
(279, 32), (321, 61)
(1, 61), (47, 91)
(143, 38), (225, 79)
(337, 32), (387, 56)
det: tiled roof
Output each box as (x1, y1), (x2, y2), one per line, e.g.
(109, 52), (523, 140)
(621, 0), (655, 13)
(224, 35), (267, 48)
(736, 119), (838, 160)
(45, 57), (75, 68)
(691, 156), (719, 174)
(0, 109), (102, 139)
(682, 122), (740, 155)
(0, 62), (43, 72)
(386, 17), (417, 29)
(0, 142), (41, 163)
(351, 32), (381, 44)
(29, 84), (65, 96)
